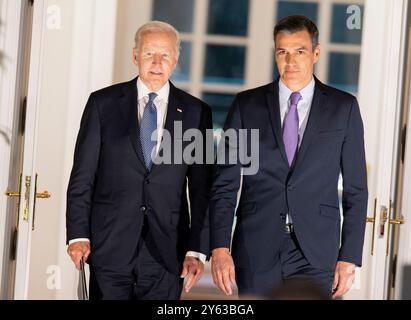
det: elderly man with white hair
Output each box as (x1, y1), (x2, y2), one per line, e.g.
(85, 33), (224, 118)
(66, 21), (212, 300)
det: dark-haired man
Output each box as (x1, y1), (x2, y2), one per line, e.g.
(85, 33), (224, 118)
(210, 15), (368, 299)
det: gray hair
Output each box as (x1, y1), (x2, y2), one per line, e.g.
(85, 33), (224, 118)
(134, 21), (180, 58)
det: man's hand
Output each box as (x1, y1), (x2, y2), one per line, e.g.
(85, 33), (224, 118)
(67, 241), (90, 270)
(332, 261), (356, 298)
(180, 256), (204, 293)
(211, 248), (236, 295)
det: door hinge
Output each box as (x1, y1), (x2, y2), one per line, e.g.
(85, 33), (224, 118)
(401, 124), (407, 164)
(10, 228), (18, 260)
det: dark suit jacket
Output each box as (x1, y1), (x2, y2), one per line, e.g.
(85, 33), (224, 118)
(66, 78), (212, 275)
(210, 77), (368, 272)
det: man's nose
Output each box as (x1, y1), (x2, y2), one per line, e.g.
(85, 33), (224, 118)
(286, 53), (296, 64)
(152, 54), (162, 64)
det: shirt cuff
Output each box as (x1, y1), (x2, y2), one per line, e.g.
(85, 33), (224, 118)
(68, 241), (206, 264)
(68, 238), (90, 245)
(186, 251), (206, 264)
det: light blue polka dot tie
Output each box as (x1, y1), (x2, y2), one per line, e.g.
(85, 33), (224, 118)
(140, 92), (157, 170)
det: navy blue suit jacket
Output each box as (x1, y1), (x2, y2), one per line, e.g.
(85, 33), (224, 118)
(210, 77), (368, 272)
(66, 78), (212, 275)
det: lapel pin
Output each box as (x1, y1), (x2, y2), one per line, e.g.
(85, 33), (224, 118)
(176, 108), (183, 113)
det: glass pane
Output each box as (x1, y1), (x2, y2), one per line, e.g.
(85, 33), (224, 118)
(204, 45), (246, 85)
(328, 53), (360, 94)
(171, 41), (191, 82)
(152, 0), (194, 33)
(202, 92), (235, 129)
(277, 1), (318, 23)
(330, 4), (363, 44)
(207, 0), (249, 36)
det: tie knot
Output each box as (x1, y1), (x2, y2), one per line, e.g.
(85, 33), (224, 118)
(148, 92), (157, 103)
(290, 92), (301, 106)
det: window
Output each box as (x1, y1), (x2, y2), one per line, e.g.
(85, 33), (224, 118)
(328, 52), (361, 94)
(207, 0), (249, 36)
(152, 0), (364, 129)
(277, 1), (318, 22)
(328, 3), (363, 94)
(202, 92), (236, 129)
(331, 4), (363, 44)
(173, 41), (192, 81)
(204, 45), (246, 85)
(152, 0), (194, 32)
(273, 1), (363, 95)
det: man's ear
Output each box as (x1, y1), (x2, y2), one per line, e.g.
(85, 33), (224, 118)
(313, 44), (320, 63)
(132, 48), (138, 66)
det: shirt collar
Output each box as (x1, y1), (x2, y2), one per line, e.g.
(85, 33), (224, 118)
(279, 77), (315, 101)
(137, 77), (170, 103)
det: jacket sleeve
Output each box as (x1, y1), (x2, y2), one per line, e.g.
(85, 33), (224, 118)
(66, 93), (101, 243)
(186, 103), (213, 255)
(338, 98), (368, 266)
(209, 96), (243, 251)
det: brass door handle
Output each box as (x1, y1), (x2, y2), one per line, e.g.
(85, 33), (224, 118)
(36, 191), (51, 199)
(389, 218), (405, 225)
(5, 191), (51, 198)
(367, 199), (377, 256)
(5, 191), (20, 197)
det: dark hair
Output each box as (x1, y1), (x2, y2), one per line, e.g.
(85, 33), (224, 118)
(274, 15), (319, 50)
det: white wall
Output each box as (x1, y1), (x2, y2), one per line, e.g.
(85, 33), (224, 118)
(113, 0), (151, 83)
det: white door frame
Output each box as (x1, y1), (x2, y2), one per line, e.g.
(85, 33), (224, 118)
(354, 0), (409, 300)
(396, 47), (411, 299)
(13, 0), (46, 299)
(0, 0), (27, 299)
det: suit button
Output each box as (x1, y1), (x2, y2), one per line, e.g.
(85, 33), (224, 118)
(140, 206), (147, 212)
(287, 185), (294, 191)
(145, 178), (150, 184)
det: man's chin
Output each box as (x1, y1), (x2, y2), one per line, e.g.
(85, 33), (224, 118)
(281, 75), (300, 84)
(141, 77), (168, 90)
(282, 73), (300, 81)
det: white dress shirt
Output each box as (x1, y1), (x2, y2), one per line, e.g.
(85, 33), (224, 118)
(69, 78), (206, 264)
(279, 77), (315, 224)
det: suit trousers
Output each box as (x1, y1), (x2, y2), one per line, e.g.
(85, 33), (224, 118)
(236, 226), (334, 299)
(92, 216), (183, 300)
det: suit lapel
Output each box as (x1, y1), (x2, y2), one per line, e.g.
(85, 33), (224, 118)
(120, 77), (147, 169)
(292, 78), (328, 173)
(150, 82), (184, 173)
(265, 81), (289, 167)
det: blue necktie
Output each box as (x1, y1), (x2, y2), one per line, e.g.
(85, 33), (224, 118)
(140, 92), (157, 170)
